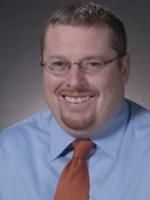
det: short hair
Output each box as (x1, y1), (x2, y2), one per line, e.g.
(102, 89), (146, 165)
(41, 1), (127, 61)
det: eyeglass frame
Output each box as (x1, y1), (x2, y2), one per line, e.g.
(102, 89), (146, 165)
(41, 53), (125, 76)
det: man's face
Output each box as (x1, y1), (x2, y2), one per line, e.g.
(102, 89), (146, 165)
(43, 25), (129, 137)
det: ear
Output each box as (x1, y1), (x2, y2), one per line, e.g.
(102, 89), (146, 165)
(120, 53), (130, 84)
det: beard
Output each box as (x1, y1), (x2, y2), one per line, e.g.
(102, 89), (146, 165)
(54, 83), (99, 131)
(60, 107), (96, 130)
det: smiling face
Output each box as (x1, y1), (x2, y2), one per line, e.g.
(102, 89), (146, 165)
(42, 25), (129, 138)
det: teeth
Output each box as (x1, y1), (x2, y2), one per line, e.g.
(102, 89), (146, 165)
(65, 96), (91, 103)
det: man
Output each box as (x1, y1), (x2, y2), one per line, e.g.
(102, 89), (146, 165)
(0, 1), (150, 199)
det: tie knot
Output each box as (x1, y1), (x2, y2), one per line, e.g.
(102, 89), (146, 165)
(72, 139), (95, 159)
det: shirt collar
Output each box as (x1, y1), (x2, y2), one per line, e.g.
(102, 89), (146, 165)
(49, 117), (75, 161)
(91, 99), (129, 159)
(49, 99), (129, 161)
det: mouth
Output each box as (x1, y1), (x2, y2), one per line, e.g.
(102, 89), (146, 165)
(59, 94), (95, 111)
(63, 95), (93, 104)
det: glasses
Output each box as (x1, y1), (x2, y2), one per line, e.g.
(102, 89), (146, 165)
(41, 54), (123, 76)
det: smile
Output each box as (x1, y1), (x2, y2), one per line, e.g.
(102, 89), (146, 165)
(63, 96), (93, 104)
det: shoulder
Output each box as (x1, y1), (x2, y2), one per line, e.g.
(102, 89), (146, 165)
(128, 99), (150, 119)
(0, 109), (53, 151)
(0, 109), (55, 195)
(119, 100), (150, 180)
(127, 99), (150, 129)
(126, 99), (150, 152)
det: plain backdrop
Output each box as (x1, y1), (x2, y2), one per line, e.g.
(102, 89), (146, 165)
(1, 0), (150, 130)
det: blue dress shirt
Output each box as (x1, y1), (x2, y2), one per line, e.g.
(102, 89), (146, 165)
(0, 99), (150, 200)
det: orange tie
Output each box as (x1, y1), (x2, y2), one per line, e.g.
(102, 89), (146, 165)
(54, 139), (95, 200)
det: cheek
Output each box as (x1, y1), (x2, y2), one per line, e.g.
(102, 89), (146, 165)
(94, 70), (124, 102)
(102, 69), (124, 90)
(43, 72), (59, 94)
(91, 73), (115, 92)
(42, 73), (57, 105)
(95, 72), (124, 118)
(43, 75), (51, 97)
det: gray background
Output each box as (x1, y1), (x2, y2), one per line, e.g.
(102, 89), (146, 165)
(1, 0), (150, 130)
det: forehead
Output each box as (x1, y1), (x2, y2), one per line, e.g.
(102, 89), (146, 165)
(43, 25), (114, 59)
(45, 25), (111, 43)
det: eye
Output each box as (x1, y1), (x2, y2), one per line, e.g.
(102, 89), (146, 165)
(51, 60), (65, 66)
(90, 61), (102, 66)
(85, 60), (103, 69)
(48, 60), (67, 71)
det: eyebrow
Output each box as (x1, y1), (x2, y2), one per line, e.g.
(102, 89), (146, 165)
(46, 54), (107, 61)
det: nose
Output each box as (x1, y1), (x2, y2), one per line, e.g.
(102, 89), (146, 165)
(65, 64), (87, 88)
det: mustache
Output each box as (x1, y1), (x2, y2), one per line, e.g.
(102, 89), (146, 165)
(55, 85), (98, 96)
